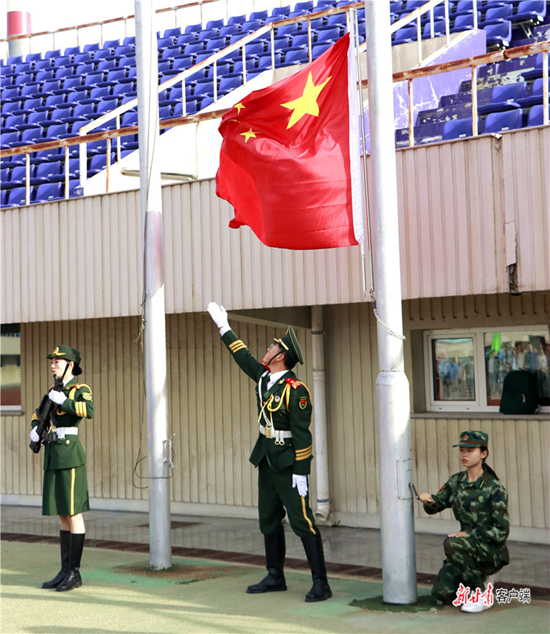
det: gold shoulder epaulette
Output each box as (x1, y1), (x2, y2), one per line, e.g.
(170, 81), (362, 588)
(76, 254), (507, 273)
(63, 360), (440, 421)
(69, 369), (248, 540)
(74, 384), (91, 390)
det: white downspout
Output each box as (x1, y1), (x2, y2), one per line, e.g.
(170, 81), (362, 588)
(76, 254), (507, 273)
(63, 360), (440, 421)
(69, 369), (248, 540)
(311, 305), (330, 522)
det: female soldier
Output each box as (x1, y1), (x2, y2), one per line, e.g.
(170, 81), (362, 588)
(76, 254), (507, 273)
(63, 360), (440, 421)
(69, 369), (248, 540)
(419, 430), (509, 613)
(30, 346), (94, 592)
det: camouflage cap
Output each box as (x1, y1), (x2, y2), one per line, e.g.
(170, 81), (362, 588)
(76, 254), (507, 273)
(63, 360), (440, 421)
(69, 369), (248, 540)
(274, 326), (304, 365)
(453, 430), (488, 448)
(46, 345), (82, 375)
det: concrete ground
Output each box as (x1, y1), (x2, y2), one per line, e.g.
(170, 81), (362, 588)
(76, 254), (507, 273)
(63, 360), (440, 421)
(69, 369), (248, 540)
(2, 539), (549, 634)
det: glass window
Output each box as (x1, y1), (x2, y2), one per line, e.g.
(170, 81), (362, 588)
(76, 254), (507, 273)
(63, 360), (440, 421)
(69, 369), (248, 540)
(1, 324), (21, 409)
(485, 330), (550, 407)
(431, 337), (475, 402)
(425, 327), (550, 412)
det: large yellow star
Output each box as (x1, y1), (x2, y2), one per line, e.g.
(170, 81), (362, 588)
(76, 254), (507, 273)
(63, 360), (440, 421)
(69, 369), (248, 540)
(240, 128), (257, 143)
(235, 102), (245, 113)
(281, 72), (332, 129)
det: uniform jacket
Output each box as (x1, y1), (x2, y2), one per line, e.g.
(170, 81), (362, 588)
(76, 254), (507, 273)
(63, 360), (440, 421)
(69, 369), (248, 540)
(222, 329), (313, 476)
(31, 378), (94, 471)
(424, 470), (510, 568)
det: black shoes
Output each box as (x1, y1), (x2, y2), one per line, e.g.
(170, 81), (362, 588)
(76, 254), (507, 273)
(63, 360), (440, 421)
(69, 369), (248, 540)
(247, 531), (287, 594)
(301, 532), (332, 602)
(42, 530), (71, 589)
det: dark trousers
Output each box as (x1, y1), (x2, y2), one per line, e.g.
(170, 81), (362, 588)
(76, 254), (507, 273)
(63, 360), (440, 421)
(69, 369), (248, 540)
(258, 460), (318, 538)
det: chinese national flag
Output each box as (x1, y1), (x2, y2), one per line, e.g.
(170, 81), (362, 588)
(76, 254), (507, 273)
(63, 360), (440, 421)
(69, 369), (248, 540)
(215, 33), (363, 250)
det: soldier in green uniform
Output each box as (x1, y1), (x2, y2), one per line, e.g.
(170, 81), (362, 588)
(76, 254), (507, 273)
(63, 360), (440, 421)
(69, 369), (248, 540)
(419, 430), (509, 613)
(29, 345), (94, 592)
(208, 302), (332, 602)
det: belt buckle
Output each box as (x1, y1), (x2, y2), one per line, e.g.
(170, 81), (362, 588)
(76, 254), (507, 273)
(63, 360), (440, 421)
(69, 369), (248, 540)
(265, 426), (271, 439)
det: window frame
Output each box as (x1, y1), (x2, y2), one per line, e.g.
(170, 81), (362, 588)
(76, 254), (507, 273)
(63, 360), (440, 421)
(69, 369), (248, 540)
(0, 325), (22, 413)
(423, 325), (550, 413)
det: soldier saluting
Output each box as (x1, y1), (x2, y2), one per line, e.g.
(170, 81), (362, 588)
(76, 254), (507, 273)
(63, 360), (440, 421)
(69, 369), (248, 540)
(208, 302), (332, 602)
(29, 346), (94, 592)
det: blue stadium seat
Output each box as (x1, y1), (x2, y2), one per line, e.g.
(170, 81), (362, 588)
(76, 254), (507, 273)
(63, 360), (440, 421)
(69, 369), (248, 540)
(484, 20), (512, 48)
(185, 42), (206, 55)
(97, 60), (117, 72)
(296, 0), (314, 10)
(83, 42), (100, 53)
(422, 18), (446, 38)
(478, 82), (526, 113)
(483, 109), (523, 133)
(103, 39), (120, 49)
(55, 67), (74, 80)
(442, 117), (477, 140)
(276, 23), (300, 36)
(511, 0), (547, 24)
(206, 19), (225, 29)
(164, 27), (182, 38)
(272, 5), (291, 17)
(35, 182), (63, 203)
(121, 110), (139, 127)
(193, 78), (215, 97)
(31, 161), (64, 185)
(159, 105), (172, 119)
(93, 49), (114, 61)
(0, 190), (7, 207)
(283, 48), (309, 65)
(218, 75), (243, 95)
(250, 10), (269, 21)
(3, 165), (30, 188)
(317, 27), (343, 41)
(123, 36), (136, 46)
(75, 62), (94, 75)
(158, 37), (176, 49)
(176, 33), (198, 46)
(453, 0), (476, 15)
(312, 42), (333, 58)
(95, 98), (119, 116)
(26, 52), (43, 64)
(1, 131), (20, 149)
(206, 38), (227, 52)
(35, 69), (55, 82)
(73, 52), (93, 65)
(517, 78), (550, 107)
(184, 23), (202, 34)
(118, 55), (136, 68)
(527, 104), (549, 126)
(6, 186), (32, 207)
(481, 4), (514, 25)
(88, 153), (116, 175)
(241, 19), (263, 32)
(393, 25), (418, 44)
(451, 12), (481, 32)
(228, 14), (247, 25)
(197, 28), (220, 42)
(257, 53), (283, 69)
(45, 50), (62, 60)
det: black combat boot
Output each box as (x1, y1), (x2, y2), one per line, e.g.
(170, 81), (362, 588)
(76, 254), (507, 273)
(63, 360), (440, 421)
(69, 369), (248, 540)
(56, 533), (85, 592)
(247, 531), (287, 594)
(301, 531), (332, 602)
(42, 530), (71, 589)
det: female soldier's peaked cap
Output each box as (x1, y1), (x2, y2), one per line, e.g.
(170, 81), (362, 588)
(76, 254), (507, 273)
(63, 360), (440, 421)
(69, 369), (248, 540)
(453, 430), (488, 448)
(46, 345), (83, 375)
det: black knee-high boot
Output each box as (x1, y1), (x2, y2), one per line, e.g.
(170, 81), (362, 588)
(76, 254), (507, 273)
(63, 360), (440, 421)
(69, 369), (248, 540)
(56, 533), (85, 592)
(247, 531), (287, 594)
(301, 531), (332, 602)
(42, 530), (71, 589)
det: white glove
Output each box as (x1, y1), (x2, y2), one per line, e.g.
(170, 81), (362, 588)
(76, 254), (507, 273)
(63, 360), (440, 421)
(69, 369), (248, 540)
(207, 302), (229, 331)
(30, 427), (40, 443)
(49, 390), (67, 406)
(292, 474), (308, 497)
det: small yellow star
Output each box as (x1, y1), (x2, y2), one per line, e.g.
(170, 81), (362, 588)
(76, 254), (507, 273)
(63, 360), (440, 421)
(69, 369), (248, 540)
(235, 103), (245, 113)
(240, 128), (257, 143)
(281, 72), (332, 129)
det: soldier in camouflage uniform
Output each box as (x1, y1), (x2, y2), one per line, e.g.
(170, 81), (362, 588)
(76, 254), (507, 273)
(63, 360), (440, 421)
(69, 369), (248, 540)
(420, 430), (509, 613)
(208, 302), (332, 602)
(30, 346), (94, 592)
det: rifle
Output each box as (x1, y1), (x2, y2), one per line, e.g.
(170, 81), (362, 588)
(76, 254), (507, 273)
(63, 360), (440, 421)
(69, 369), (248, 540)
(29, 364), (68, 454)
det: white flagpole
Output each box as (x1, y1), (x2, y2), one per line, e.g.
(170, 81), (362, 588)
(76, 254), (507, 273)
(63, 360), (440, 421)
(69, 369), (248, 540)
(364, 0), (417, 604)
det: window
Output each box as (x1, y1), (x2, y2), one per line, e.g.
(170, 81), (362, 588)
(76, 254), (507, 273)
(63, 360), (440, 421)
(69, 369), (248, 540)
(1, 324), (21, 411)
(424, 327), (550, 412)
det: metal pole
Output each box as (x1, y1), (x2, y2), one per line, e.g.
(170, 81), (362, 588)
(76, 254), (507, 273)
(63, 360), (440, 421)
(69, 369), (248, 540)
(364, 0), (416, 605)
(135, 0), (172, 570)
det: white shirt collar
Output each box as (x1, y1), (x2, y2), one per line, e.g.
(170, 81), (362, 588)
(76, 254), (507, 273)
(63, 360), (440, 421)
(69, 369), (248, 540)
(267, 370), (289, 388)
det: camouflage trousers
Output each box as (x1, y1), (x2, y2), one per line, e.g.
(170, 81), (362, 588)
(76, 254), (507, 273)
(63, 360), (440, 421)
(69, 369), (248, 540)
(432, 536), (500, 604)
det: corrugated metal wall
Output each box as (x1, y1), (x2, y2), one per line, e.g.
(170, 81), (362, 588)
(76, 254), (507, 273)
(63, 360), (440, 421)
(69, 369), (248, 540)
(3, 294), (548, 537)
(2, 128), (548, 325)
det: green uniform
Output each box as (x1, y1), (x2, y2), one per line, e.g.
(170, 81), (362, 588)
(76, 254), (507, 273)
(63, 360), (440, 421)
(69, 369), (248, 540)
(31, 379), (94, 516)
(222, 329), (318, 537)
(424, 470), (510, 603)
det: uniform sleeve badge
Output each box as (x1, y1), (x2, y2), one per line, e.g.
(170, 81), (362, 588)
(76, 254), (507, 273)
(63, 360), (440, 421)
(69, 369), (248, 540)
(299, 397), (308, 410)
(83, 393), (92, 401)
(438, 484), (446, 494)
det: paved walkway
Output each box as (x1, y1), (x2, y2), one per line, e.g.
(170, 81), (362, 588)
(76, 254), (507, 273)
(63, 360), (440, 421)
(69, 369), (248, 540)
(2, 505), (549, 591)
(2, 539), (549, 634)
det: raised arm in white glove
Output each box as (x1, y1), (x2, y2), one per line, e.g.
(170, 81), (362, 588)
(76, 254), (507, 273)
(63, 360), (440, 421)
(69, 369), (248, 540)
(30, 427), (40, 443)
(48, 390), (67, 406)
(207, 302), (230, 334)
(292, 474), (308, 497)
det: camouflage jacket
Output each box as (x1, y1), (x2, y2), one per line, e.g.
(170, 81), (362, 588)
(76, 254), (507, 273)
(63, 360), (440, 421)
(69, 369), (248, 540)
(424, 470), (510, 546)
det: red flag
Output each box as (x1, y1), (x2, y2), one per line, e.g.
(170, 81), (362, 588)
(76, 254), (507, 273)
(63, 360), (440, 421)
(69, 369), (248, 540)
(215, 33), (363, 250)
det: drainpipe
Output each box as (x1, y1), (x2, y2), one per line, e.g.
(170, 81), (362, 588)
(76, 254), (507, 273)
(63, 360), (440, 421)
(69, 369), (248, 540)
(311, 305), (330, 522)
